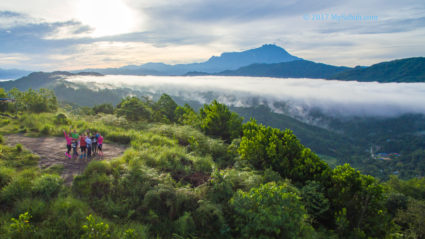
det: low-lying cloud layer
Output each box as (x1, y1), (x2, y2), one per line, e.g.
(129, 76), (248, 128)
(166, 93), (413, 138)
(66, 75), (425, 118)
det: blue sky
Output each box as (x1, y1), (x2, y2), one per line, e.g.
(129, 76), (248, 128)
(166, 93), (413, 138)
(0, 0), (424, 71)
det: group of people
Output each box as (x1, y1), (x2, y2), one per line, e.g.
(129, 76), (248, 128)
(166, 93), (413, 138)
(63, 129), (104, 160)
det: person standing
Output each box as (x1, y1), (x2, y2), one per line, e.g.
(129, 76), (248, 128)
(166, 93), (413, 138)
(97, 133), (104, 158)
(63, 130), (72, 159)
(79, 133), (87, 159)
(85, 134), (92, 158)
(91, 133), (97, 155)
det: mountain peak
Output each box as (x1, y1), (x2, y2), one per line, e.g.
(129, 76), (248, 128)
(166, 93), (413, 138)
(206, 44), (301, 68)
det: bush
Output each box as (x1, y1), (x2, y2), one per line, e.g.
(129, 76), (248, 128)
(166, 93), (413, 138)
(192, 200), (227, 239)
(43, 197), (90, 239)
(14, 198), (48, 223)
(116, 96), (152, 122)
(6, 212), (35, 239)
(0, 167), (14, 190)
(93, 104), (114, 115)
(54, 113), (69, 125)
(199, 100), (243, 142)
(81, 214), (111, 239)
(15, 144), (23, 152)
(32, 174), (63, 200)
(40, 124), (54, 135)
(230, 182), (313, 239)
(106, 133), (131, 145)
(0, 177), (32, 208)
(238, 119), (331, 185)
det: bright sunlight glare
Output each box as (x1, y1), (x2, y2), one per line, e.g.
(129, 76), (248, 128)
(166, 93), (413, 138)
(76, 0), (137, 37)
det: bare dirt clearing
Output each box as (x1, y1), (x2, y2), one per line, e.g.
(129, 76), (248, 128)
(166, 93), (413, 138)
(6, 134), (127, 185)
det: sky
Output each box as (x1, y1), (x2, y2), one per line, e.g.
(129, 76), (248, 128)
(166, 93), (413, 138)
(0, 0), (424, 71)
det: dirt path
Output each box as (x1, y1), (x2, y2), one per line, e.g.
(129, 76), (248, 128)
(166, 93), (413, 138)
(6, 134), (127, 185)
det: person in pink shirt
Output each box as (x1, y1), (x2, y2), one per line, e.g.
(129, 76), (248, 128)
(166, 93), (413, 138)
(63, 129), (72, 159)
(97, 133), (104, 158)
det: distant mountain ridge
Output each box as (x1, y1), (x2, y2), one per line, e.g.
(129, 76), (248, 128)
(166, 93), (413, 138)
(214, 60), (351, 79)
(82, 44), (301, 75)
(332, 57), (425, 82)
(0, 71), (102, 91)
(0, 68), (31, 80)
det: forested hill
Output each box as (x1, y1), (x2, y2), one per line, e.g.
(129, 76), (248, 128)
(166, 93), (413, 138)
(215, 60), (350, 79)
(332, 57), (425, 82)
(1, 87), (425, 238)
(0, 71), (103, 91)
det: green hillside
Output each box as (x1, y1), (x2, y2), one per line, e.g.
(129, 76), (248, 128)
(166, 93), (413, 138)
(1, 87), (424, 238)
(333, 57), (425, 82)
(217, 60), (350, 79)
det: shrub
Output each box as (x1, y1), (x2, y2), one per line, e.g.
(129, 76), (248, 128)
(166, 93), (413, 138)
(40, 124), (54, 135)
(230, 182), (313, 239)
(81, 214), (111, 239)
(116, 96), (152, 122)
(54, 113), (69, 125)
(0, 167), (14, 189)
(192, 200), (227, 239)
(106, 133), (131, 145)
(199, 100), (243, 142)
(32, 174), (63, 200)
(43, 197), (90, 239)
(14, 198), (48, 223)
(93, 104), (114, 115)
(7, 212), (35, 239)
(238, 119), (331, 185)
(15, 144), (23, 152)
(0, 177), (32, 208)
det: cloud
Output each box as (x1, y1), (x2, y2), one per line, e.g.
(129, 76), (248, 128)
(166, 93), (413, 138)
(0, 0), (425, 70)
(66, 75), (425, 118)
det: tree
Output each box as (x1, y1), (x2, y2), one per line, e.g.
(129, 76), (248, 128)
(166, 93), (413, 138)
(175, 104), (199, 127)
(93, 103), (114, 114)
(328, 164), (390, 238)
(199, 100), (242, 142)
(155, 94), (178, 122)
(395, 199), (425, 238)
(230, 182), (314, 239)
(238, 119), (330, 185)
(116, 96), (152, 121)
(7, 88), (57, 113)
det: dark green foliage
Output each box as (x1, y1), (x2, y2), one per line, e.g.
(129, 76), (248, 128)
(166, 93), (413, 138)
(0, 177), (33, 208)
(44, 197), (90, 239)
(155, 94), (178, 122)
(192, 200), (228, 239)
(116, 96), (152, 121)
(230, 182), (313, 239)
(31, 174), (63, 200)
(385, 192), (408, 217)
(328, 164), (389, 238)
(93, 103), (114, 115)
(395, 199), (425, 238)
(106, 132), (131, 144)
(199, 100), (242, 142)
(301, 181), (330, 223)
(238, 119), (331, 185)
(387, 176), (425, 200)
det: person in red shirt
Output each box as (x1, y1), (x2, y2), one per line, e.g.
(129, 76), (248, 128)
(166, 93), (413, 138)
(97, 133), (104, 158)
(79, 133), (87, 159)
